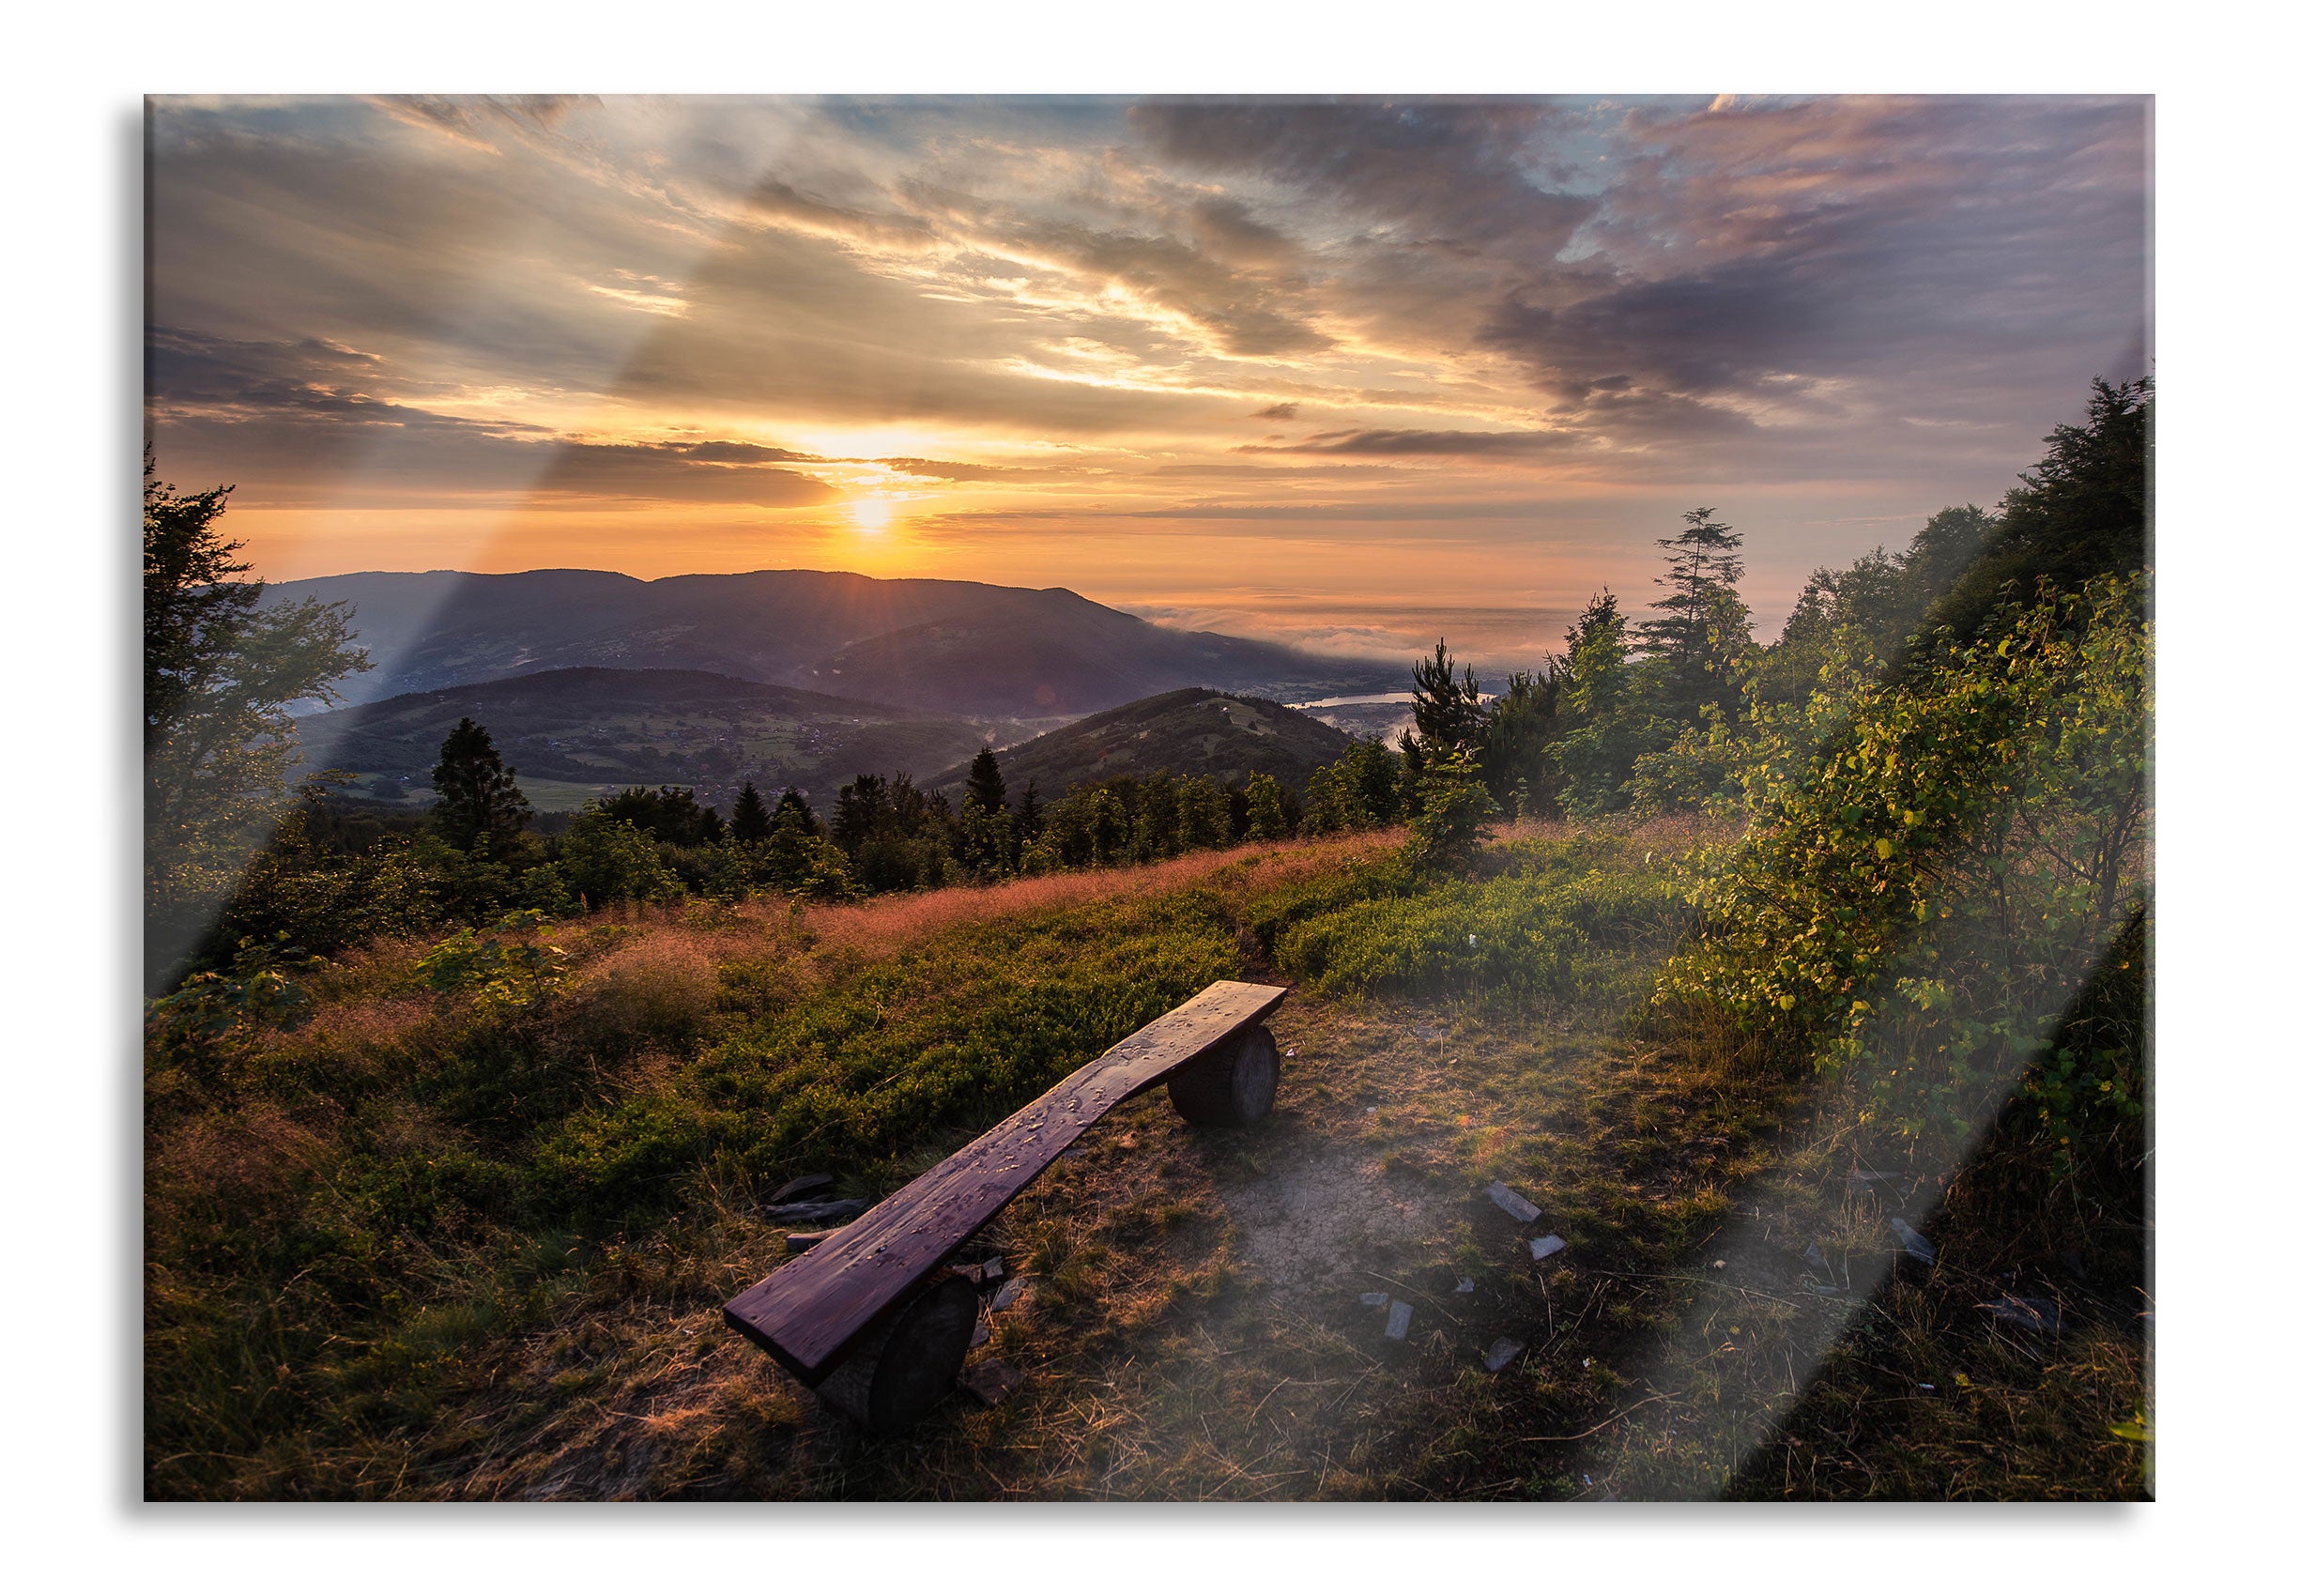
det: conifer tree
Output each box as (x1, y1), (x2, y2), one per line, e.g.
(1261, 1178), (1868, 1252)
(832, 774), (889, 852)
(1407, 638), (1484, 756)
(1637, 507), (1749, 714)
(964, 744), (1008, 814)
(730, 780), (771, 843)
(430, 717), (531, 854)
(772, 786), (819, 836)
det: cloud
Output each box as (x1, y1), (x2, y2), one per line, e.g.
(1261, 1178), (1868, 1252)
(1131, 98), (1590, 255)
(147, 326), (836, 508)
(1250, 402), (1298, 420)
(1239, 428), (1573, 458)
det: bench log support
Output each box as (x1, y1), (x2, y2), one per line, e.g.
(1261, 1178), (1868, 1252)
(724, 979), (1289, 1433)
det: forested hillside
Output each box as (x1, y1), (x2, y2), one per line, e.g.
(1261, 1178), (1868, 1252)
(924, 689), (1353, 797)
(292, 667), (991, 814)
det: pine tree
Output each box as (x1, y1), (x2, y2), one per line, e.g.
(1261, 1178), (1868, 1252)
(1636, 507), (1748, 714)
(1405, 744), (1498, 871)
(430, 717), (531, 854)
(1016, 781), (1043, 843)
(832, 774), (889, 852)
(964, 744), (1007, 814)
(1345, 736), (1403, 824)
(730, 780), (771, 843)
(1408, 638), (1484, 756)
(772, 787), (819, 836)
(1480, 668), (1562, 817)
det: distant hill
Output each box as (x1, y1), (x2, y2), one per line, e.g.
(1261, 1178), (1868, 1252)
(928, 688), (1356, 799)
(293, 667), (989, 813)
(266, 567), (1403, 721)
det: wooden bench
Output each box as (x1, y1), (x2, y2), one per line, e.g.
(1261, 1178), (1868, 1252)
(724, 978), (1289, 1434)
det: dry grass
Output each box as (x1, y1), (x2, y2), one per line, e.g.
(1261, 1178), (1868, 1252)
(798, 833), (1406, 961)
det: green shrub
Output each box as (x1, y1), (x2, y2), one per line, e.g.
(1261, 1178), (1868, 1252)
(1403, 746), (1498, 870)
(413, 912), (572, 1011)
(1651, 573), (2152, 1152)
(561, 815), (684, 908)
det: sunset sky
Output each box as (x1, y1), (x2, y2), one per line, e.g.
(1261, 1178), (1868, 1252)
(146, 93), (2150, 667)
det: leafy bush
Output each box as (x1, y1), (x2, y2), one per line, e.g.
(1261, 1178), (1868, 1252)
(560, 815), (685, 908)
(412, 912), (572, 1010)
(1650, 573), (2151, 1152)
(148, 933), (326, 1052)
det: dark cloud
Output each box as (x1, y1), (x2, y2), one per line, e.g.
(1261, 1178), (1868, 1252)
(1127, 499), (1566, 521)
(1186, 196), (1299, 268)
(1250, 402), (1298, 421)
(1480, 96), (2149, 437)
(862, 457), (1086, 483)
(1240, 428), (1573, 458)
(971, 209), (1331, 356)
(1131, 98), (1591, 256)
(147, 327), (836, 508)
(372, 95), (594, 151)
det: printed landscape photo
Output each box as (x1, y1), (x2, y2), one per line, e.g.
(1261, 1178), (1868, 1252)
(144, 93), (2152, 1500)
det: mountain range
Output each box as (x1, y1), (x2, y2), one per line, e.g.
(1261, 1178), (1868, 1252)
(267, 568), (1401, 722)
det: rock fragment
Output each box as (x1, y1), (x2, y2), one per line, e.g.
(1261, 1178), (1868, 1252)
(764, 1197), (869, 1224)
(991, 1278), (1027, 1313)
(1384, 1300), (1414, 1340)
(1527, 1235), (1566, 1262)
(958, 1358), (1023, 1407)
(1888, 1218), (1937, 1266)
(1483, 1337), (1526, 1373)
(767, 1173), (836, 1205)
(1487, 1182), (1544, 1223)
(1979, 1296), (2063, 1334)
(1455, 1277), (1475, 1295)
(1359, 1292), (1389, 1308)
(953, 1257), (1005, 1290)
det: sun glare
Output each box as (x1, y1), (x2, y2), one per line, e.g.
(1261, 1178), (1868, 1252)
(850, 496), (897, 537)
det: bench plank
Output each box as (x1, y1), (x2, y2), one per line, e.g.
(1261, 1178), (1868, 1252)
(724, 979), (1288, 1383)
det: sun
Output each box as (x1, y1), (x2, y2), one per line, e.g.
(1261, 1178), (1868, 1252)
(849, 496), (897, 537)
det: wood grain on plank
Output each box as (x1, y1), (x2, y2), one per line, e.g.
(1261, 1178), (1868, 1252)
(724, 979), (1288, 1383)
